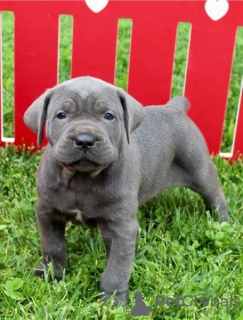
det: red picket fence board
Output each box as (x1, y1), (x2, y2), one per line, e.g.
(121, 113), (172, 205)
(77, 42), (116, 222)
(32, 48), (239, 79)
(0, 0), (242, 159)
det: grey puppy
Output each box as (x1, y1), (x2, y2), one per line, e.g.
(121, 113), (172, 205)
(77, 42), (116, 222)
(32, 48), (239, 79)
(24, 76), (229, 305)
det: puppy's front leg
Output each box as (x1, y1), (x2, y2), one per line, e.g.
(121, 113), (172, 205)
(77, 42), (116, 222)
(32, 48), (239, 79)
(98, 217), (139, 305)
(34, 199), (67, 280)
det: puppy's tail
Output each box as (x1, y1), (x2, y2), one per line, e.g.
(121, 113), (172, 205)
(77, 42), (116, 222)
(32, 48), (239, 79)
(166, 96), (190, 113)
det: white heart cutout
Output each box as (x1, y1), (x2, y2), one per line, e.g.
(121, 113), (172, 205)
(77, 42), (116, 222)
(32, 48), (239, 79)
(85, 0), (109, 13)
(205, 0), (229, 21)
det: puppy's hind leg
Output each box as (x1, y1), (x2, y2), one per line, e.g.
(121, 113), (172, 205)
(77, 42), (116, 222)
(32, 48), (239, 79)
(164, 157), (228, 222)
(170, 115), (229, 223)
(187, 157), (229, 223)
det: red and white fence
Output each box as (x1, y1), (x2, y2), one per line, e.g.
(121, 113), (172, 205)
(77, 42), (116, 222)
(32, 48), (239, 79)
(0, 0), (243, 160)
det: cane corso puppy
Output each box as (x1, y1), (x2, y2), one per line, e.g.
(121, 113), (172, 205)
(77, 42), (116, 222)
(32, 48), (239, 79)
(24, 76), (229, 304)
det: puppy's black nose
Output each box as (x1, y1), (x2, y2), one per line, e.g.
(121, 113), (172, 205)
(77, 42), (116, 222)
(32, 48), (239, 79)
(74, 134), (96, 150)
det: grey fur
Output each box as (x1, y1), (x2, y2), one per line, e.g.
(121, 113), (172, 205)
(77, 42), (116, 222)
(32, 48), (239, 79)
(24, 76), (229, 305)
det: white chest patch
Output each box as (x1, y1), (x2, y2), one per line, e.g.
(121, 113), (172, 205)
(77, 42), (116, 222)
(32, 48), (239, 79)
(68, 209), (83, 223)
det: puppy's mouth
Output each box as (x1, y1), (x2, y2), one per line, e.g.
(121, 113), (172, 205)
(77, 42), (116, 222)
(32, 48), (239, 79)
(53, 133), (118, 173)
(73, 157), (97, 169)
(64, 156), (101, 172)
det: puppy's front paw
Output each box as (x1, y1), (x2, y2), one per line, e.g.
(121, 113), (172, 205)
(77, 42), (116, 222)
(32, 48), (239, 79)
(99, 290), (128, 306)
(114, 291), (128, 306)
(34, 261), (46, 278)
(34, 261), (63, 281)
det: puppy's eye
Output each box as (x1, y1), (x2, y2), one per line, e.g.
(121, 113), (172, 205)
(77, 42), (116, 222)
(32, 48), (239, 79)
(104, 113), (114, 121)
(56, 112), (67, 120)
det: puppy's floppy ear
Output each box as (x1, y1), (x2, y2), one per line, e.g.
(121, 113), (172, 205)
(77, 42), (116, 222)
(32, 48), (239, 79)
(24, 90), (52, 146)
(116, 88), (145, 143)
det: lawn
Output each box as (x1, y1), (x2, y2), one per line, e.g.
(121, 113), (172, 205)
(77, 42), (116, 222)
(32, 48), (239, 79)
(0, 13), (243, 320)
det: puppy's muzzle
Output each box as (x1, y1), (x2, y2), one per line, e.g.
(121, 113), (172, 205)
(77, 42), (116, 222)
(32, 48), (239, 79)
(73, 133), (97, 152)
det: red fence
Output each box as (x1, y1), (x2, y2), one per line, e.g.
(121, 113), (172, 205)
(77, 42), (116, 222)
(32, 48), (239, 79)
(0, 0), (243, 159)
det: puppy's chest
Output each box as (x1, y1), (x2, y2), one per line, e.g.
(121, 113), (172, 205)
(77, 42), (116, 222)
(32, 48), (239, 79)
(51, 182), (108, 221)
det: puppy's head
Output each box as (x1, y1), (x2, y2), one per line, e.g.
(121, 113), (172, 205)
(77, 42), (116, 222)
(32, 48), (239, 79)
(24, 77), (145, 173)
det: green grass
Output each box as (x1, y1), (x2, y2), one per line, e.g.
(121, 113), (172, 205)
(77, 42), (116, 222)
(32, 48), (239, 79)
(0, 148), (242, 319)
(0, 15), (243, 320)
(115, 19), (132, 90)
(58, 15), (73, 84)
(2, 11), (14, 139)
